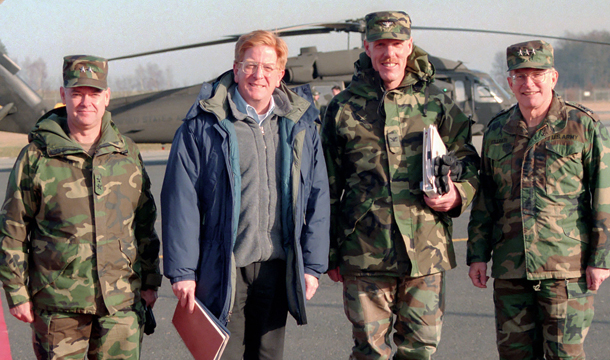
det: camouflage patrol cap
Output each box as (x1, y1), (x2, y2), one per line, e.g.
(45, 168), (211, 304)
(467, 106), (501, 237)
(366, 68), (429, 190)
(506, 40), (554, 71)
(62, 55), (108, 90)
(365, 11), (411, 42)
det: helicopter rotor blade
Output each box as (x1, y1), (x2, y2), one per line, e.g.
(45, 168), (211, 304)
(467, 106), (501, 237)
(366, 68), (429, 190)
(108, 20), (610, 62)
(108, 36), (241, 61)
(413, 26), (610, 47)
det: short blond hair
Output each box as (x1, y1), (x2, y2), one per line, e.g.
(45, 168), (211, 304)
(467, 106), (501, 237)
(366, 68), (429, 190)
(234, 30), (288, 70)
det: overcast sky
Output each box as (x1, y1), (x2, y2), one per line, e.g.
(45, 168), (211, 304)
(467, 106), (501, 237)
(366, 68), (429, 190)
(2, 0), (610, 88)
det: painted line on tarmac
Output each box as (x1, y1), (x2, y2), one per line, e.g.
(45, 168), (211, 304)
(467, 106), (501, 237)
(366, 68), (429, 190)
(454, 238), (467, 242)
(0, 296), (12, 360)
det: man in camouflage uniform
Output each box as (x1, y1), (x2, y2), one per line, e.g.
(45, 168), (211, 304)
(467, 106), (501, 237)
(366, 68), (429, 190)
(468, 40), (610, 360)
(0, 55), (161, 359)
(321, 11), (479, 360)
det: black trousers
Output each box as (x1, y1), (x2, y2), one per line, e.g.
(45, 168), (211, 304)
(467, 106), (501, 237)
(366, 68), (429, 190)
(222, 260), (288, 360)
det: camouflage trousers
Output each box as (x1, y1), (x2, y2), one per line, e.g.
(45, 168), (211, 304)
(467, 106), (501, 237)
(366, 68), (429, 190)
(493, 278), (595, 360)
(343, 273), (445, 360)
(31, 307), (143, 360)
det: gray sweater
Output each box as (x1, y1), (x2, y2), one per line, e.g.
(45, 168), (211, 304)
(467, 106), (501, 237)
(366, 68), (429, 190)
(228, 86), (292, 267)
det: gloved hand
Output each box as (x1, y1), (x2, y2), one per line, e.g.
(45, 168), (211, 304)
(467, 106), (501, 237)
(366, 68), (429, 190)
(433, 151), (462, 195)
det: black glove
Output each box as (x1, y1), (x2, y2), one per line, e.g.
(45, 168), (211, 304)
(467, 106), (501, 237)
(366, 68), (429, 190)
(142, 301), (156, 335)
(433, 151), (462, 195)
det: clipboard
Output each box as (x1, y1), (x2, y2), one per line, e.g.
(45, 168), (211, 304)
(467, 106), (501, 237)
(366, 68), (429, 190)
(172, 298), (230, 360)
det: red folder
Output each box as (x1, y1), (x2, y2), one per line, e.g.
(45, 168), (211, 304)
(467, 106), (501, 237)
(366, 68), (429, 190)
(172, 298), (230, 360)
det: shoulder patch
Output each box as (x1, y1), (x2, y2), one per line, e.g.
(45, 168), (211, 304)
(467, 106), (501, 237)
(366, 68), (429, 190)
(565, 101), (600, 122)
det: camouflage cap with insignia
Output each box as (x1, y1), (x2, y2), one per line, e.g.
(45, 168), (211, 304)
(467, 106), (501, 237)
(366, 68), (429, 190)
(365, 11), (411, 42)
(506, 40), (554, 71)
(62, 55), (108, 90)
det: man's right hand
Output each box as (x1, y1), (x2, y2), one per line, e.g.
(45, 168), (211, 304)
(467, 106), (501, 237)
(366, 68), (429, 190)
(172, 280), (196, 314)
(327, 267), (343, 283)
(469, 262), (489, 288)
(10, 301), (34, 323)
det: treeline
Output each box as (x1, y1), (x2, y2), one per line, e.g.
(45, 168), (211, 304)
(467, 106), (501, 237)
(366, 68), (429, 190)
(13, 57), (175, 94)
(554, 30), (610, 89)
(1, 40), (175, 94)
(491, 30), (610, 90)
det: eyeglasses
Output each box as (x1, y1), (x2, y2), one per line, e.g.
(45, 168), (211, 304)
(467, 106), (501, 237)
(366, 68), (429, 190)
(511, 71), (550, 84)
(237, 61), (278, 75)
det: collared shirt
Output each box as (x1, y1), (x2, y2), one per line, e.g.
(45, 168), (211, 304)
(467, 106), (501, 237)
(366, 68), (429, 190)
(233, 88), (276, 125)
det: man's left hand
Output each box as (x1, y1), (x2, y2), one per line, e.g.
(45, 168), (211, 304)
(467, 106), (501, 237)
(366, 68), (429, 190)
(304, 274), (319, 300)
(425, 177), (462, 212)
(586, 266), (610, 291)
(141, 289), (158, 308)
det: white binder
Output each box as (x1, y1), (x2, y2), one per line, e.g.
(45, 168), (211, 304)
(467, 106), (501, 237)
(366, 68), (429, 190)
(421, 124), (447, 198)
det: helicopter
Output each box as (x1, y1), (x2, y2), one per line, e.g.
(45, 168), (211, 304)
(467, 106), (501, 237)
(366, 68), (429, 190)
(2, 18), (610, 143)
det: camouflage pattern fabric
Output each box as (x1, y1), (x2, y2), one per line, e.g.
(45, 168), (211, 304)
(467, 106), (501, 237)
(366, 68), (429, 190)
(0, 107), (161, 314)
(493, 278), (594, 360)
(506, 40), (554, 71)
(62, 55), (108, 90)
(468, 93), (610, 280)
(321, 46), (480, 277)
(365, 11), (411, 42)
(32, 307), (144, 359)
(343, 273), (444, 360)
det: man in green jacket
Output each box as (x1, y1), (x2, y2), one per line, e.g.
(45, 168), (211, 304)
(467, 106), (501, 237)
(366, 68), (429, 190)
(468, 40), (610, 360)
(0, 55), (161, 359)
(321, 11), (479, 360)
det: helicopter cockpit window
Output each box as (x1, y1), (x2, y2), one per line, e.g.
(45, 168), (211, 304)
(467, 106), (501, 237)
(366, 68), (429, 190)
(454, 81), (467, 103)
(475, 77), (511, 104)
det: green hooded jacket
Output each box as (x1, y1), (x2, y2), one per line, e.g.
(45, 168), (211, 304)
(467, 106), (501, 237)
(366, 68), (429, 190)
(321, 46), (479, 277)
(0, 108), (161, 314)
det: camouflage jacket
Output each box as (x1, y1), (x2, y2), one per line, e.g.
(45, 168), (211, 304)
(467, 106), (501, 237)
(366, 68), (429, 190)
(321, 46), (479, 277)
(0, 108), (161, 314)
(467, 93), (610, 280)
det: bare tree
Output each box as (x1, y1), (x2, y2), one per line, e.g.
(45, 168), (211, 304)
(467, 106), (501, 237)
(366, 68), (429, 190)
(490, 50), (510, 92)
(19, 57), (49, 91)
(111, 62), (174, 93)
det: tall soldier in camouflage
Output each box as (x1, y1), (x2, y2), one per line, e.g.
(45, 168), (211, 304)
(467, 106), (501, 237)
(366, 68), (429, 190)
(468, 40), (610, 360)
(321, 11), (479, 360)
(0, 55), (161, 359)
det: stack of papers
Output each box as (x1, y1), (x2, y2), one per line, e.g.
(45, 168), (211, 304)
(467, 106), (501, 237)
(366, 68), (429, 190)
(421, 124), (447, 198)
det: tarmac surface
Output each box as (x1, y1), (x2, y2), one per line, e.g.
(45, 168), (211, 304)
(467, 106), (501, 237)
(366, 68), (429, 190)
(0, 133), (609, 359)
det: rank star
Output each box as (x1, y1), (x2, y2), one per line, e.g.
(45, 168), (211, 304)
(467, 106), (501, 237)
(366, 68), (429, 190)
(80, 66), (87, 73)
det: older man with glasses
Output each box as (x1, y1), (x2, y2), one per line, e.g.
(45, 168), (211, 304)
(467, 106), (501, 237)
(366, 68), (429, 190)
(468, 40), (610, 360)
(161, 30), (330, 360)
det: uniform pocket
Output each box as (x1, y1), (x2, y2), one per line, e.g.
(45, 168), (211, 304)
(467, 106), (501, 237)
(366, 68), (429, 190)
(486, 144), (513, 200)
(562, 279), (595, 345)
(545, 142), (584, 196)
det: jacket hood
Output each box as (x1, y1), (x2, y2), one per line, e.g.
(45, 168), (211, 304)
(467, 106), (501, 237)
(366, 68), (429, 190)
(29, 107), (126, 156)
(193, 70), (314, 125)
(348, 45), (435, 99)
